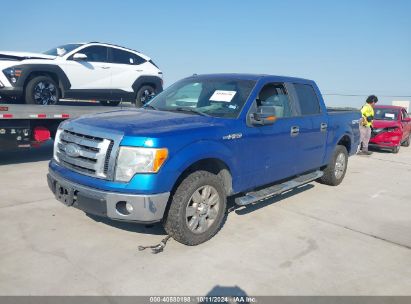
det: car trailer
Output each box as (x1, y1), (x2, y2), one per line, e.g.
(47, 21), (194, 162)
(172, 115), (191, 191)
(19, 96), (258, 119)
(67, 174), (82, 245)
(0, 104), (123, 151)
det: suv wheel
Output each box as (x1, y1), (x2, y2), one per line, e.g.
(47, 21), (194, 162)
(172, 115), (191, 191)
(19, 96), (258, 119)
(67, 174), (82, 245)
(318, 145), (348, 186)
(135, 85), (155, 107)
(163, 171), (227, 245)
(25, 76), (59, 105)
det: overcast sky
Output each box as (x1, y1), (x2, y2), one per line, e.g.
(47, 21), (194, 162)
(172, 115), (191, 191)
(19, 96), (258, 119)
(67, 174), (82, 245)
(1, 0), (410, 107)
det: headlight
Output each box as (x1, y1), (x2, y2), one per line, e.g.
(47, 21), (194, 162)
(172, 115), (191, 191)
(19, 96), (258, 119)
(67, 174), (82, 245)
(3, 67), (23, 84)
(53, 128), (63, 162)
(115, 147), (168, 182)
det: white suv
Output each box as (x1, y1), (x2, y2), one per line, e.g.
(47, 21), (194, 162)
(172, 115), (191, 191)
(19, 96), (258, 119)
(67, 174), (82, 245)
(0, 42), (163, 106)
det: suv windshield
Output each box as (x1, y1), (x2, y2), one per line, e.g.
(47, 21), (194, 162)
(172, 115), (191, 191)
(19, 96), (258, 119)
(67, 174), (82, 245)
(147, 77), (256, 118)
(43, 44), (84, 56)
(374, 108), (399, 121)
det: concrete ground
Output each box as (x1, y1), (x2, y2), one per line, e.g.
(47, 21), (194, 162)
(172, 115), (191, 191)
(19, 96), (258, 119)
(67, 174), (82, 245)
(0, 142), (410, 296)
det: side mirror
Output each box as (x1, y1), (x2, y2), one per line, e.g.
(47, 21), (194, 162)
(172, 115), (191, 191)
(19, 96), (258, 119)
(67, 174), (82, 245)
(250, 105), (278, 126)
(250, 112), (277, 126)
(402, 117), (411, 122)
(73, 53), (87, 61)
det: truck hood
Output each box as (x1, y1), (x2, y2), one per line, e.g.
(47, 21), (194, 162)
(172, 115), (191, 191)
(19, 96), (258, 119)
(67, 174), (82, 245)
(70, 109), (221, 137)
(373, 120), (400, 129)
(0, 51), (56, 61)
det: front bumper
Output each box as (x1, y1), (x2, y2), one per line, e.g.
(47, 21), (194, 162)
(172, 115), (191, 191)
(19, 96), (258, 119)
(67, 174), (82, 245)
(370, 133), (402, 148)
(47, 169), (170, 223)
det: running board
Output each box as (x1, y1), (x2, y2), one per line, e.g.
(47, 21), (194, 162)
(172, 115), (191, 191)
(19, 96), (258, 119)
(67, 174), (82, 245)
(235, 170), (323, 206)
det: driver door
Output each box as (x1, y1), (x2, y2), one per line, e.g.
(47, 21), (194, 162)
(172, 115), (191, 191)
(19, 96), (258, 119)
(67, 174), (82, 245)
(62, 45), (112, 99)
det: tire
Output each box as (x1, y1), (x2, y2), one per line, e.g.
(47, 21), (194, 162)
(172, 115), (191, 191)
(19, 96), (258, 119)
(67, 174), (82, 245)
(318, 145), (348, 186)
(392, 145), (400, 153)
(100, 100), (120, 106)
(25, 76), (59, 105)
(135, 85), (155, 107)
(401, 136), (410, 147)
(163, 171), (227, 246)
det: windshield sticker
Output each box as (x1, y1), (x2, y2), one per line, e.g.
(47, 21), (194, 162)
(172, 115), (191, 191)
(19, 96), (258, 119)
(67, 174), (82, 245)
(385, 113), (395, 119)
(210, 90), (237, 102)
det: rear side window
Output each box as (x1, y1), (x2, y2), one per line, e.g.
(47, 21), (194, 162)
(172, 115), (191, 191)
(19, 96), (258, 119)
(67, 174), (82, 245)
(76, 46), (108, 62)
(294, 83), (321, 115)
(110, 48), (146, 65)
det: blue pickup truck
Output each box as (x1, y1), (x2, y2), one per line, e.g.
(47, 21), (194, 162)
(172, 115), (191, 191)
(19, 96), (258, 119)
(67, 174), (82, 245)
(48, 74), (360, 245)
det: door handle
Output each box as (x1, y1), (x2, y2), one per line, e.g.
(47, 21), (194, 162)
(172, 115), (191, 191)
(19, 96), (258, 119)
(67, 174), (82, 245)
(320, 122), (328, 132)
(101, 66), (110, 69)
(290, 126), (299, 137)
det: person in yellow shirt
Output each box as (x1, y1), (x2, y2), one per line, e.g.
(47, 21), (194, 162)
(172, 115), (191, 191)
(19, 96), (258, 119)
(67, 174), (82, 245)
(359, 95), (378, 155)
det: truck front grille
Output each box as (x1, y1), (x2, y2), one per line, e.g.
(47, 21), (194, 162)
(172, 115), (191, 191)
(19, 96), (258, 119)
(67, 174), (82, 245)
(56, 130), (114, 179)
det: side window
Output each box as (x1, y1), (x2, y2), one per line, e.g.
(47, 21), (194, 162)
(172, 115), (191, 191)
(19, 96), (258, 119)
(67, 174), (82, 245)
(402, 109), (409, 120)
(75, 46), (108, 62)
(111, 48), (146, 65)
(255, 83), (292, 118)
(293, 83), (321, 115)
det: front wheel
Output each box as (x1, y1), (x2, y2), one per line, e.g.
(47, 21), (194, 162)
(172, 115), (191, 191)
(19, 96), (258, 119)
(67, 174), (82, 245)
(318, 145), (348, 186)
(163, 171), (227, 246)
(135, 85), (155, 108)
(25, 76), (59, 105)
(392, 145), (400, 153)
(401, 136), (410, 147)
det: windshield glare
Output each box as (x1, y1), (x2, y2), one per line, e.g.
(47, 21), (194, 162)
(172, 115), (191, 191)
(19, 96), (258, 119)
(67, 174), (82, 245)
(43, 44), (84, 56)
(147, 77), (256, 118)
(374, 108), (399, 121)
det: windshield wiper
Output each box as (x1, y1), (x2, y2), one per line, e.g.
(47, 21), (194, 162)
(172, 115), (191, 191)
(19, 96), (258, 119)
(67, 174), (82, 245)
(174, 107), (210, 117)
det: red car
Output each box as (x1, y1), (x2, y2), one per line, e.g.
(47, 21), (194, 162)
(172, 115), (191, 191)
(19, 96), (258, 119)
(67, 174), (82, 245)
(369, 105), (411, 153)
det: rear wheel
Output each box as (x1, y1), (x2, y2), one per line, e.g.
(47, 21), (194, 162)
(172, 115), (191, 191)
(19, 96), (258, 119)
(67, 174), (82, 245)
(135, 85), (155, 108)
(318, 145), (348, 186)
(163, 171), (227, 246)
(25, 76), (59, 105)
(100, 100), (120, 106)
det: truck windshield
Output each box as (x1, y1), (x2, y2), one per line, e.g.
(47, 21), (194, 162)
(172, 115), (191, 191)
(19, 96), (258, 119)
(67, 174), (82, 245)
(374, 108), (399, 121)
(43, 44), (84, 56)
(147, 77), (256, 118)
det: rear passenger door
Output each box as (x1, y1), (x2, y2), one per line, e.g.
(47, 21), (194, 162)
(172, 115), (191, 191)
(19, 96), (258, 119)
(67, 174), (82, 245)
(108, 47), (147, 99)
(287, 83), (328, 173)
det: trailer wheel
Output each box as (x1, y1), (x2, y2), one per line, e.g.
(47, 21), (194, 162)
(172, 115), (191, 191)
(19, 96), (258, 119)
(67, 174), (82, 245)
(163, 171), (227, 246)
(318, 145), (348, 186)
(25, 76), (59, 105)
(100, 100), (120, 106)
(135, 85), (155, 108)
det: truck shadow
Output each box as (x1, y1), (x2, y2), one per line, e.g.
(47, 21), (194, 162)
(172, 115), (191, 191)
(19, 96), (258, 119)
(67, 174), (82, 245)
(229, 183), (315, 216)
(0, 141), (53, 165)
(86, 214), (167, 236)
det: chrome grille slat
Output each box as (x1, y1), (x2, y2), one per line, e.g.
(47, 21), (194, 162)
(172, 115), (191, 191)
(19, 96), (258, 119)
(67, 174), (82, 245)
(57, 151), (97, 170)
(56, 129), (114, 179)
(60, 132), (103, 149)
(57, 142), (98, 159)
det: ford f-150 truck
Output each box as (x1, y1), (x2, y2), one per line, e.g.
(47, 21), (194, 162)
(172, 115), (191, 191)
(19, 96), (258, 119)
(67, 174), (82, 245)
(47, 74), (360, 245)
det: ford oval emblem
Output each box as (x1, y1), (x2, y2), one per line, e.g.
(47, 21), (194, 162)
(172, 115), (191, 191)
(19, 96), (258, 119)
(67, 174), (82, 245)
(65, 143), (81, 158)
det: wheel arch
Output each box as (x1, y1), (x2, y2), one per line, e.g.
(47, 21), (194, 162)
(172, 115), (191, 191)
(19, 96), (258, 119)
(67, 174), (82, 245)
(132, 76), (163, 95)
(173, 158), (233, 197)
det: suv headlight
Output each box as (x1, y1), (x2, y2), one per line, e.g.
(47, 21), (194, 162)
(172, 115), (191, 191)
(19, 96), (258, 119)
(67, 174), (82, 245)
(3, 67), (23, 84)
(115, 147), (168, 182)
